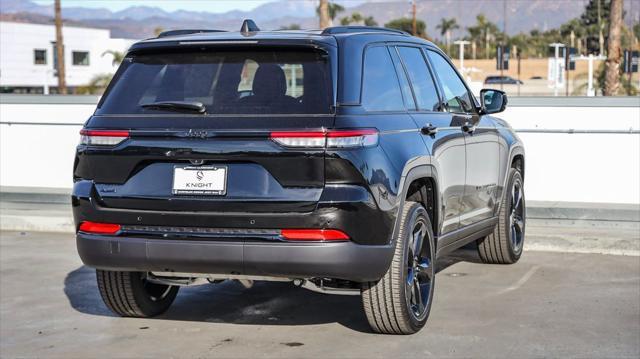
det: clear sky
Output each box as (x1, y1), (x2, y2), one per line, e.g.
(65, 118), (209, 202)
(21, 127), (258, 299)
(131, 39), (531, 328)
(32, 0), (279, 13)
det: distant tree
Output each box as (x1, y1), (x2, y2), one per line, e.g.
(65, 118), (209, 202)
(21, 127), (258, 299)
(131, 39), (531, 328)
(436, 18), (459, 54)
(340, 12), (363, 25)
(466, 14), (501, 59)
(634, 23), (640, 41)
(341, 12), (378, 27)
(153, 27), (164, 36)
(363, 16), (378, 27)
(385, 18), (426, 38)
(102, 50), (124, 66)
(76, 74), (113, 95)
(579, 0), (612, 55)
(316, 1), (345, 25)
(280, 24), (301, 30)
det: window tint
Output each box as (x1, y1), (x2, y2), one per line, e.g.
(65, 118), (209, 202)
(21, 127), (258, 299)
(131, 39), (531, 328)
(96, 50), (332, 115)
(72, 51), (90, 66)
(426, 50), (474, 114)
(397, 47), (440, 111)
(361, 46), (404, 112)
(34, 49), (46, 65)
(388, 47), (416, 110)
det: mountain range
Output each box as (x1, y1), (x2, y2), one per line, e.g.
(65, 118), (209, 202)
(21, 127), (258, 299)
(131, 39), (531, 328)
(0, 0), (633, 40)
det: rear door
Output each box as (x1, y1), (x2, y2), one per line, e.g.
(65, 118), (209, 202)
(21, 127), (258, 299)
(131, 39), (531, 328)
(75, 47), (335, 213)
(425, 49), (501, 227)
(393, 45), (466, 235)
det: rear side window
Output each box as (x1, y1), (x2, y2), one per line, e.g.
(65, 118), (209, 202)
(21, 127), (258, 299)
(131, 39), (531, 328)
(361, 46), (404, 112)
(426, 50), (474, 114)
(396, 47), (440, 112)
(96, 49), (332, 115)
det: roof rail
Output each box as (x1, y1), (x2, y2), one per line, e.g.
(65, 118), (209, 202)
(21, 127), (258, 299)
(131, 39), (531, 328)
(321, 26), (409, 36)
(157, 29), (226, 38)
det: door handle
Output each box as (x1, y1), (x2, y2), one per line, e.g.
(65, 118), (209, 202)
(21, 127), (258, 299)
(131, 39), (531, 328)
(421, 124), (438, 136)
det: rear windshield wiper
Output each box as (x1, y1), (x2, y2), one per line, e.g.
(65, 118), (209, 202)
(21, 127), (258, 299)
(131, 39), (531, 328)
(141, 101), (206, 114)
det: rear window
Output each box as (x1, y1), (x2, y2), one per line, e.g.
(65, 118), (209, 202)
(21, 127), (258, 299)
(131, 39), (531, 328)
(96, 49), (333, 115)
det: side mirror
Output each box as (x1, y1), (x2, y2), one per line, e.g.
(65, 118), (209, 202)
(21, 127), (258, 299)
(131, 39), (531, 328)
(479, 89), (507, 115)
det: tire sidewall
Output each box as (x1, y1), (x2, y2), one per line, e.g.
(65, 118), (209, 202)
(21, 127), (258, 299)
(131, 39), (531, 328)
(130, 272), (179, 316)
(503, 169), (525, 262)
(400, 203), (436, 331)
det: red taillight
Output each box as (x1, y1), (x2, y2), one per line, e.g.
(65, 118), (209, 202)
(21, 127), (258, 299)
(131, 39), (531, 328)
(78, 221), (121, 235)
(280, 229), (350, 241)
(79, 129), (129, 146)
(270, 129), (378, 148)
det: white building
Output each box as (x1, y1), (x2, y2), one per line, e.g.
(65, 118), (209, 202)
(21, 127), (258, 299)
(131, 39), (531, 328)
(0, 21), (136, 94)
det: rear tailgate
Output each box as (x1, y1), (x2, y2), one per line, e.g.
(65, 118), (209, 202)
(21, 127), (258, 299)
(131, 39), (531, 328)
(74, 45), (335, 213)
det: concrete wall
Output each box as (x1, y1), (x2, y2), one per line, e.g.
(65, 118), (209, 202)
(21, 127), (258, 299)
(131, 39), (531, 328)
(0, 95), (638, 204)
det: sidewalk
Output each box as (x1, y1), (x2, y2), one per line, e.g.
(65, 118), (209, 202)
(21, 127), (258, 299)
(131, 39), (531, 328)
(1, 187), (638, 255)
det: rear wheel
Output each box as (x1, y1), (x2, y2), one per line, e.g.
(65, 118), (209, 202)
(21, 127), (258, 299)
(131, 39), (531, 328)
(362, 201), (435, 334)
(477, 168), (525, 264)
(96, 270), (179, 317)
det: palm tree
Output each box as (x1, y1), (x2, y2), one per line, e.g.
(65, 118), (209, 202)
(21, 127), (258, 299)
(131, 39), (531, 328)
(436, 18), (459, 54)
(316, 1), (345, 26)
(466, 14), (500, 59)
(604, 0), (623, 96)
(76, 73), (113, 95)
(102, 50), (125, 66)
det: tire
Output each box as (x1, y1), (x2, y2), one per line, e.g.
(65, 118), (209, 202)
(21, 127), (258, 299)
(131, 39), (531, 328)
(477, 167), (526, 264)
(362, 201), (436, 335)
(96, 270), (179, 317)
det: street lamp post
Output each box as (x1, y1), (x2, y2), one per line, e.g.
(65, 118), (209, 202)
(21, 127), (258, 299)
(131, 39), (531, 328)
(454, 40), (470, 71)
(549, 43), (565, 97)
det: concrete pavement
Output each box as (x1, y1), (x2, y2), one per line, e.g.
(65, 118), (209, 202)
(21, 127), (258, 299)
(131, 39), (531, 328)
(1, 231), (639, 358)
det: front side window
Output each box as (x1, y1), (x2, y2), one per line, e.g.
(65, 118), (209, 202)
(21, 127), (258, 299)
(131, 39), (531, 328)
(96, 49), (333, 115)
(361, 46), (404, 112)
(72, 51), (90, 66)
(426, 50), (474, 114)
(34, 49), (47, 65)
(396, 46), (440, 112)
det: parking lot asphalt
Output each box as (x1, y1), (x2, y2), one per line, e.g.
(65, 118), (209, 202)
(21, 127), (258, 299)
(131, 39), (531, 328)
(1, 231), (639, 358)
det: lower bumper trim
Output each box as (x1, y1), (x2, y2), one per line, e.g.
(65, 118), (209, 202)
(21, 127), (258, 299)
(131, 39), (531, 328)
(77, 234), (394, 282)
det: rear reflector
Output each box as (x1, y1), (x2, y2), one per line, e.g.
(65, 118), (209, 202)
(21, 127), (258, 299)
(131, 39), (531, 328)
(78, 221), (121, 235)
(80, 129), (129, 146)
(270, 129), (378, 148)
(280, 229), (349, 241)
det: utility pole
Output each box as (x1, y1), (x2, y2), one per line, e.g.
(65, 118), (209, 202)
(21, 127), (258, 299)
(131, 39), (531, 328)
(319, 0), (330, 29)
(54, 0), (67, 94)
(604, 0), (623, 96)
(411, 0), (417, 36)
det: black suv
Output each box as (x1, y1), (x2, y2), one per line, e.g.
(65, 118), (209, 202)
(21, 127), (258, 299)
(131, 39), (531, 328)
(74, 22), (526, 335)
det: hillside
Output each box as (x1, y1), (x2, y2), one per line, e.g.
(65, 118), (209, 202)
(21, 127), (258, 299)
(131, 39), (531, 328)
(1, 0), (633, 40)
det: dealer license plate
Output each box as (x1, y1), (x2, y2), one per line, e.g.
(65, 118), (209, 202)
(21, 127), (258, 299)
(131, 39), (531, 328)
(172, 166), (227, 195)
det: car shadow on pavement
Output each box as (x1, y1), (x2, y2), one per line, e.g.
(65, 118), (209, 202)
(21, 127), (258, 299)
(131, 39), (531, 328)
(63, 245), (482, 333)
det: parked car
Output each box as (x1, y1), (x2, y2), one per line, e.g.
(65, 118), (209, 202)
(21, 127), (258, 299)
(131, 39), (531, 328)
(484, 75), (524, 85)
(74, 21), (526, 335)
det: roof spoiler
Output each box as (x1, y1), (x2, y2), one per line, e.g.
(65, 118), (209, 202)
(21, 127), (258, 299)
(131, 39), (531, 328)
(321, 26), (409, 36)
(241, 19), (260, 34)
(157, 29), (226, 38)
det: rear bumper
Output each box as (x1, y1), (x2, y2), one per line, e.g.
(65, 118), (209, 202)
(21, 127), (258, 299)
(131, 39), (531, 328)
(77, 234), (394, 282)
